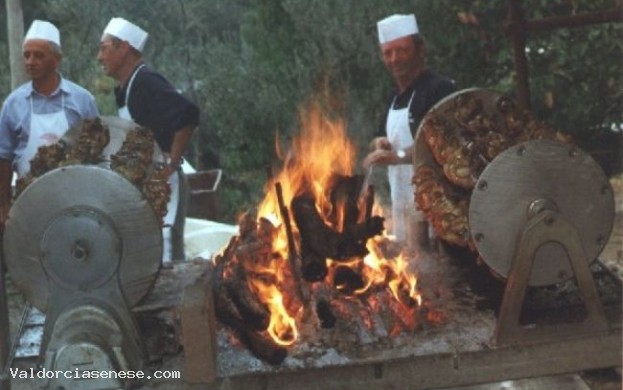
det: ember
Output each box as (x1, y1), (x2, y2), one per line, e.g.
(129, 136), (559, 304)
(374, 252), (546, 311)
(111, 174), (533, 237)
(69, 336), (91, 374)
(213, 103), (439, 364)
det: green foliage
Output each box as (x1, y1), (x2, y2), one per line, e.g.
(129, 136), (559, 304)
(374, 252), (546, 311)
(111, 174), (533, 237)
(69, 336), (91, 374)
(2, 0), (621, 221)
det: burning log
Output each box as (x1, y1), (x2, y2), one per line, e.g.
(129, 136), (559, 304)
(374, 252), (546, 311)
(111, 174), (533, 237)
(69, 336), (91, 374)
(292, 194), (336, 281)
(316, 298), (336, 329)
(327, 174), (362, 228)
(214, 285), (286, 364)
(275, 182), (310, 304)
(212, 258), (287, 365)
(212, 220), (294, 365)
(313, 284), (336, 329)
(236, 327), (287, 365)
(291, 193), (384, 282)
(332, 266), (365, 295)
(226, 270), (270, 331)
(213, 232), (271, 332)
(372, 290), (422, 337)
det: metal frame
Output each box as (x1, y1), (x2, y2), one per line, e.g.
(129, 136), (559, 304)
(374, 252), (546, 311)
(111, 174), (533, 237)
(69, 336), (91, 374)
(171, 331), (622, 390)
(495, 209), (610, 345)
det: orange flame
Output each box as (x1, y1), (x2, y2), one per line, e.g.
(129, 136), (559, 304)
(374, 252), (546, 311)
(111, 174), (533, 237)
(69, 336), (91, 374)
(249, 280), (298, 346)
(250, 103), (423, 345)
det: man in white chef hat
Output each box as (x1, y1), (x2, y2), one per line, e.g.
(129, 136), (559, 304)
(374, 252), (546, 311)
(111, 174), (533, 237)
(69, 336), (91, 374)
(363, 13), (456, 253)
(97, 17), (199, 267)
(0, 20), (99, 231)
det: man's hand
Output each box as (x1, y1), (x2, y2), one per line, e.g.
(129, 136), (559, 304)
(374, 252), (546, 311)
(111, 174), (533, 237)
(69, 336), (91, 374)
(362, 148), (403, 169)
(370, 136), (391, 151)
(154, 165), (177, 181)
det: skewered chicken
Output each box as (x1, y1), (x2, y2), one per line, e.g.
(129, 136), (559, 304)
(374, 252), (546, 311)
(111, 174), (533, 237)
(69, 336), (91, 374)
(414, 90), (573, 249)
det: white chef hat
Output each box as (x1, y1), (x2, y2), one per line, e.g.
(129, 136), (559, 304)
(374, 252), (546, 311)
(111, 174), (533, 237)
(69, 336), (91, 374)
(24, 20), (61, 47)
(377, 14), (419, 44)
(102, 17), (149, 52)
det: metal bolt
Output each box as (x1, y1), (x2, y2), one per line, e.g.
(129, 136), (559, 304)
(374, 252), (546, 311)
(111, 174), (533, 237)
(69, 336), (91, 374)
(544, 215), (555, 225)
(527, 198), (558, 219)
(72, 242), (88, 262)
(568, 148), (578, 157)
(474, 233), (485, 242)
(477, 180), (488, 191)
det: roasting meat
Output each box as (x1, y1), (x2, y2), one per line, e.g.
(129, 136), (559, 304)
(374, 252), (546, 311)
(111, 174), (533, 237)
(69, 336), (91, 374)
(61, 117), (110, 166)
(415, 90), (573, 249)
(14, 117), (169, 225)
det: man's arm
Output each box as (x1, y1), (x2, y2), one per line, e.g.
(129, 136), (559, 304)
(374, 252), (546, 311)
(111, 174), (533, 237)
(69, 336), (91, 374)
(160, 125), (194, 178)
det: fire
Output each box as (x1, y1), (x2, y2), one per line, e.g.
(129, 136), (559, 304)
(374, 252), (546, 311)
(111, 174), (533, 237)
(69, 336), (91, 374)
(247, 103), (423, 345)
(258, 104), (356, 222)
(249, 280), (298, 346)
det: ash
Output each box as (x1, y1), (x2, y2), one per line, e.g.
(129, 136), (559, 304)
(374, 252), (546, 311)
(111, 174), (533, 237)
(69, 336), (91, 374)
(215, 248), (497, 377)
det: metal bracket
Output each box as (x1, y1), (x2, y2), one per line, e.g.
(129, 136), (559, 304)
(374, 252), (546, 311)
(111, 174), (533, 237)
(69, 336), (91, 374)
(495, 209), (609, 345)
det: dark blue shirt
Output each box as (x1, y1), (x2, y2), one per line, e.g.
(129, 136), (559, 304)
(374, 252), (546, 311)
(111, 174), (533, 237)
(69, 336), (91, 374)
(115, 64), (199, 153)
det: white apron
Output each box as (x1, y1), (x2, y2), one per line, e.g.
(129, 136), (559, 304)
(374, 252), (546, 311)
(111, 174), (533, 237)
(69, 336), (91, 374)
(17, 93), (69, 177)
(117, 63), (146, 120)
(386, 91), (420, 242)
(118, 64), (180, 264)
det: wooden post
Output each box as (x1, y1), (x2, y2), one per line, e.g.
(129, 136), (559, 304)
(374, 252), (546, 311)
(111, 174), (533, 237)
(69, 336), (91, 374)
(180, 277), (218, 383)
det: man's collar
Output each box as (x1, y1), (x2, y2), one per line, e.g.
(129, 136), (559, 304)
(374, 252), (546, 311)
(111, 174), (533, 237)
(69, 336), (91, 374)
(26, 73), (66, 98)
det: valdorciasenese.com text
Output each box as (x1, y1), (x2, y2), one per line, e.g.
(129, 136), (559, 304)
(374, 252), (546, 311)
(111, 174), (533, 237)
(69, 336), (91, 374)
(8, 367), (181, 380)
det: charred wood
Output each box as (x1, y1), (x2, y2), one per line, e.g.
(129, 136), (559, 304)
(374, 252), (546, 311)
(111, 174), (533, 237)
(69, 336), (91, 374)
(275, 182), (310, 304)
(316, 298), (336, 329)
(212, 259), (287, 365)
(213, 237), (271, 332)
(299, 244), (328, 282)
(291, 194), (335, 281)
(292, 193), (386, 281)
(237, 329), (287, 365)
(328, 174), (363, 228)
(213, 261), (244, 327)
(224, 276), (270, 332)
(332, 266), (365, 296)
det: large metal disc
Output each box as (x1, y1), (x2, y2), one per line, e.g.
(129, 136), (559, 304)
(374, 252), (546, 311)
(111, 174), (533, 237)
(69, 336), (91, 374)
(4, 165), (162, 311)
(468, 140), (614, 286)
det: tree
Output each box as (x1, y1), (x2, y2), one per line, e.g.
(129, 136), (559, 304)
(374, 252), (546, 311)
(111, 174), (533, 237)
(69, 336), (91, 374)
(1, 0), (620, 221)
(5, 0), (27, 88)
